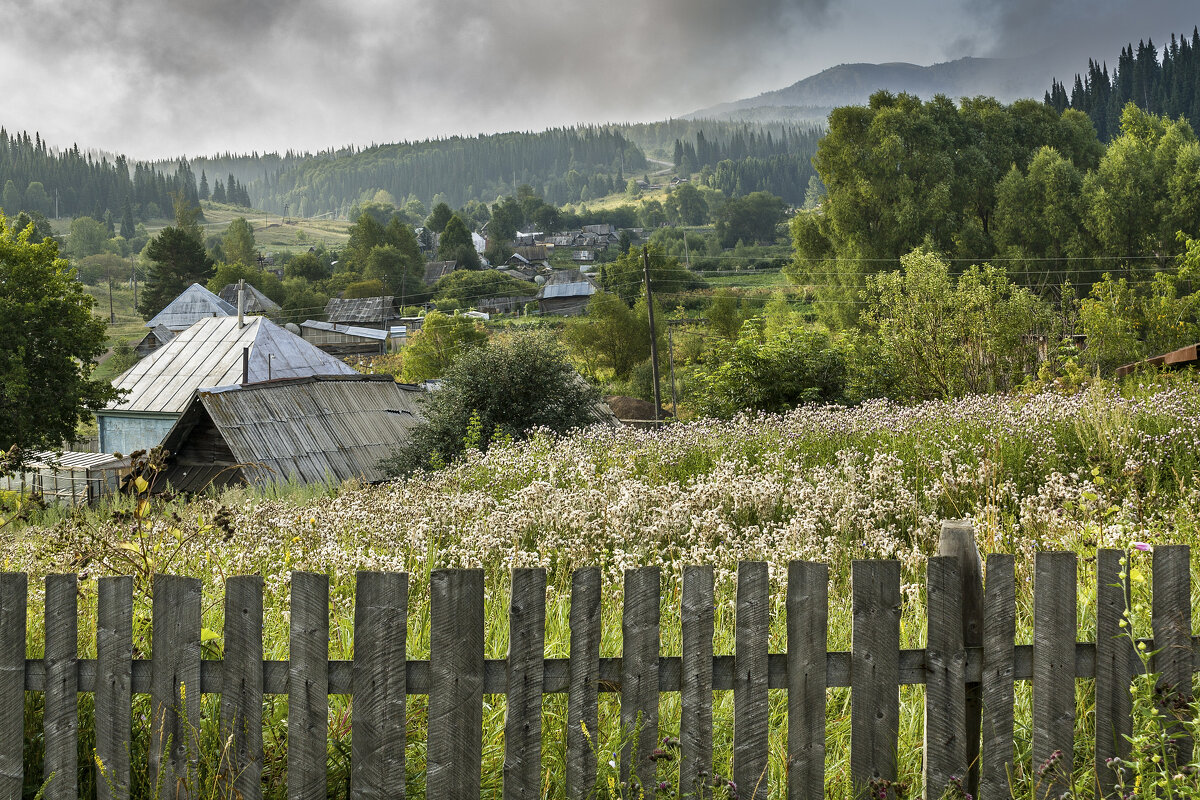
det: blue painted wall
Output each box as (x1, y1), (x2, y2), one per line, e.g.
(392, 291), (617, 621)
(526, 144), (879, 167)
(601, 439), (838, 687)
(96, 413), (178, 454)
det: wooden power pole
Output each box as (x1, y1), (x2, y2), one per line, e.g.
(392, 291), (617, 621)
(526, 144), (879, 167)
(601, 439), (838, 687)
(642, 246), (662, 423)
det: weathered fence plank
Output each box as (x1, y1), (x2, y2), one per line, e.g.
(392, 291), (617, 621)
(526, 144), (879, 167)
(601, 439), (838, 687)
(787, 560), (827, 800)
(504, 568), (546, 800)
(45, 574), (77, 800)
(681, 565), (714, 798)
(980, 554), (1015, 800)
(566, 567), (601, 800)
(351, 571), (407, 800)
(1152, 544), (1192, 767)
(851, 560), (900, 799)
(734, 561), (769, 800)
(151, 574), (202, 800)
(1095, 550), (1133, 798)
(1032, 552), (1076, 800)
(96, 576), (133, 800)
(222, 576), (263, 800)
(0, 574), (25, 799)
(621, 566), (660, 794)
(924, 556), (967, 799)
(289, 572), (329, 800)
(428, 568), (485, 799)
(938, 520), (983, 797)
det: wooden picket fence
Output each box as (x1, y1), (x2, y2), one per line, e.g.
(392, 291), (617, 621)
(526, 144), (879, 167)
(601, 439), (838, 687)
(1, 526), (1195, 800)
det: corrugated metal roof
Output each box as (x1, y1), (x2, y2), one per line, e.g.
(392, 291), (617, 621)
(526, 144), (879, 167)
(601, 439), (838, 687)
(107, 316), (358, 414)
(300, 320), (391, 341)
(423, 261), (457, 284)
(24, 451), (129, 470)
(325, 296), (397, 324)
(196, 378), (424, 486)
(146, 284), (236, 330)
(218, 283), (281, 314)
(538, 281), (597, 299)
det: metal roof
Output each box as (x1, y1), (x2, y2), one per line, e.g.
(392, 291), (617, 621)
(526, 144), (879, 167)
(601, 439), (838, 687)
(325, 296), (397, 324)
(423, 261), (458, 284)
(218, 283), (281, 314)
(146, 283), (236, 330)
(23, 451), (129, 470)
(106, 316), (358, 415)
(538, 281), (598, 299)
(299, 320), (392, 341)
(163, 377), (425, 487)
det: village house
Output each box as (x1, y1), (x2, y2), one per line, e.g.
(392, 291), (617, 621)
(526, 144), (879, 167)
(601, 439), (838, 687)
(535, 269), (599, 316)
(423, 260), (458, 285)
(324, 296), (401, 330)
(134, 283), (235, 356)
(96, 315), (358, 454)
(299, 320), (404, 356)
(218, 282), (280, 315)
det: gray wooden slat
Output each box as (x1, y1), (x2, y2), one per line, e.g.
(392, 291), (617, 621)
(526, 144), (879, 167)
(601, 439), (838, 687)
(680, 565), (714, 798)
(150, 574), (202, 800)
(288, 572), (329, 800)
(980, 554), (1015, 800)
(566, 568), (601, 800)
(0, 574), (26, 798)
(924, 556), (966, 799)
(734, 561), (769, 800)
(96, 576), (133, 800)
(427, 568), (485, 799)
(504, 568), (546, 800)
(351, 572), (407, 800)
(621, 566), (660, 795)
(787, 561), (826, 800)
(850, 560), (900, 800)
(221, 576), (263, 800)
(1152, 544), (1193, 767)
(938, 519), (983, 797)
(1095, 550), (1133, 799)
(1032, 552), (1075, 800)
(44, 573), (77, 800)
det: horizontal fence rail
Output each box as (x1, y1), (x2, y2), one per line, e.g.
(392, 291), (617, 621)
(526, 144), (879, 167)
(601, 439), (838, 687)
(0, 526), (1194, 799)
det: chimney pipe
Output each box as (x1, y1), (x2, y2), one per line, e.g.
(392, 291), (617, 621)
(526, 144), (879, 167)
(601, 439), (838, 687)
(242, 346), (249, 386)
(237, 279), (245, 328)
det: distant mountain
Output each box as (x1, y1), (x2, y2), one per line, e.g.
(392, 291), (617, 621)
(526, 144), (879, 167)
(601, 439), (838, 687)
(689, 57), (1056, 122)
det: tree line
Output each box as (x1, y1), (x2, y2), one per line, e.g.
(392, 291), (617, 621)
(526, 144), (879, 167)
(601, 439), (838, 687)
(1046, 30), (1200, 141)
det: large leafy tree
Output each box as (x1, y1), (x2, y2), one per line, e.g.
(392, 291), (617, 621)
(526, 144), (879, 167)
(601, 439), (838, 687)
(137, 226), (215, 319)
(0, 215), (118, 471)
(438, 214), (481, 269)
(399, 310), (488, 382)
(223, 217), (257, 266)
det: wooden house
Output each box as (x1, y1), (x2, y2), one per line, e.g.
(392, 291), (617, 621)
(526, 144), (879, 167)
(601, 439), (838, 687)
(218, 282), (280, 315)
(96, 315), (358, 455)
(134, 325), (175, 357)
(535, 269), (599, 316)
(299, 320), (401, 356)
(423, 260), (458, 285)
(145, 283), (235, 332)
(157, 375), (424, 492)
(325, 296), (400, 330)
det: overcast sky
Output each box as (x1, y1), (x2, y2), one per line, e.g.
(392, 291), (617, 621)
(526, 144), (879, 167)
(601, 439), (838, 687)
(0, 0), (1195, 160)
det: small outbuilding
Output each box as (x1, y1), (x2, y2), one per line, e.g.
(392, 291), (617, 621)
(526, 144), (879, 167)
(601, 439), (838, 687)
(325, 296), (400, 330)
(299, 320), (402, 356)
(0, 451), (131, 507)
(536, 269), (599, 316)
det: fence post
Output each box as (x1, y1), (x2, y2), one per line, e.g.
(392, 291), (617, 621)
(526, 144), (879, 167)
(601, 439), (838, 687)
(938, 520), (983, 798)
(0, 574), (25, 799)
(850, 560), (900, 799)
(428, 568), (485, 799)
(45, 574), (78, 800)
(621, 567), (660, 794)
(566, 568), (601, 800)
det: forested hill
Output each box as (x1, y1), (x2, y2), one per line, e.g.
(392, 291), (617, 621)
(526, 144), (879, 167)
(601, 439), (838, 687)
(0, 128), (195, 223)
(1045, 29), (1200, 140)
(670, 124), (823, 204)
(246, 128), (646, 217)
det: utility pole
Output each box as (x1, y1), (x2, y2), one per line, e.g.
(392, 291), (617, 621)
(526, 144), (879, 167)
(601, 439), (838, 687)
(666, 323), (679, 416)
(131, 263), (138, 312)
(108, 277), (115, 323)
(642, 245), (662, 423)
(683, 233), (691, 270)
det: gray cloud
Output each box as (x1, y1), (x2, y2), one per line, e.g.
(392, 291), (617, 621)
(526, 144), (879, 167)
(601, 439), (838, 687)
(0, 0), (1195, 158)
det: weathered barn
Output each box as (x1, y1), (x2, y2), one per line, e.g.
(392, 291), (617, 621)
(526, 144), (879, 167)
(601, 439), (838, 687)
(536, 269), (599, 316)
(423, 260), (458, 284)
(299, 320), (401, 356)
(218, 282), (280, 315)
(157, 376), (424, 491)
(145, 283), (235, 331)
(134, 325), (175, 357)
(97, 316), (358, 454)
(325, 296), (399, 330)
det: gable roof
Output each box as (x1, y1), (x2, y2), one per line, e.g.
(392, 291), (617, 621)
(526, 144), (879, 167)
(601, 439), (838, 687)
(537, 269), (600, 300)
(423, 260), (458, 284)
(160, 376), (424, 488)
(107, 316), (358, 415)
(325, 296), (397, 325)
(146, 283), (236, 331)
(218, 282), (281, 314)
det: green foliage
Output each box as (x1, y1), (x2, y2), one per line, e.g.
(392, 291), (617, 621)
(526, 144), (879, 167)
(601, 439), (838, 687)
(861, 249), (1050, 399)
(106, 340), (140, 375)
(438, 214), (481, 269)
(283, 251), (331, 282)
(399, 310), (488, 382)
(0, 214), (118, 469)
(382, 332), (601, 475)
(75, 254), (130, 286)
(695, 316), (847, 418)
(432, 270), (536, 306)
(705, 289), (743, 339)
(343, 279), (387, 299)
(205, 263), (284, 304)
(663, 182), (709, 225)
(564, 292), (652, 380)
(279, 280), (328, 325)
(425, 202), (453, 233)
(222, 217), (257, 266)
(66, 216), (112, 260)
(714, 191), (786, 248)
(137, 226), (214, 319)
(365, 242), (425, 303)
(597, 244), (706, 305)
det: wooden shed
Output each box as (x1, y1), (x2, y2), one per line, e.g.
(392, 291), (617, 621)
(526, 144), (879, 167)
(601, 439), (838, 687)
(0, 451), (131, 507)
(536, 269), (599, 316)
(298, 320), (400, 356)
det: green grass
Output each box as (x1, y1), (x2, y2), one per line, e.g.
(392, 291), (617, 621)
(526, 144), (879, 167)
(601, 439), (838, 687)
(10, 376), (1200, 797)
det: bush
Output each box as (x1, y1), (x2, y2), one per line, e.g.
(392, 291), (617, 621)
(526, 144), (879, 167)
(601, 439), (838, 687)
(382, 332), (601, 475)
